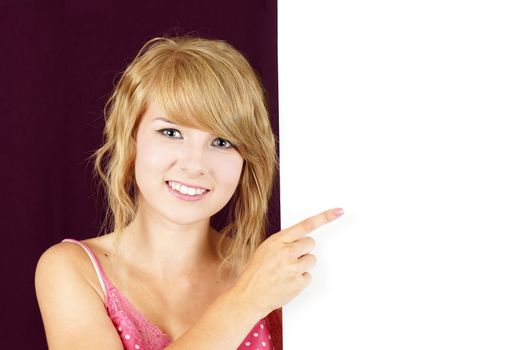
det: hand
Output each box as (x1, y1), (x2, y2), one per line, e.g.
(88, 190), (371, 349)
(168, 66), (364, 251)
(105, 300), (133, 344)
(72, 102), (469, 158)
(230, 208), (344, 318)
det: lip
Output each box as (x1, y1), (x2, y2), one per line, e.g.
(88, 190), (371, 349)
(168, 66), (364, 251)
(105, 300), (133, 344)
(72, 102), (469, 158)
(166, 182), (209, 202)
(166, 180), (209, 191)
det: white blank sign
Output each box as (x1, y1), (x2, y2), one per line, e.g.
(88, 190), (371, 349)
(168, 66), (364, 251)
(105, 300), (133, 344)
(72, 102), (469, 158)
(278, 1), (525, 349)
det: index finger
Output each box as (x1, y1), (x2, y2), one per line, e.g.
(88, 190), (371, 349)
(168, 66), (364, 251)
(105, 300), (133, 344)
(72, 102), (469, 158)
(279, 208), (344, 243)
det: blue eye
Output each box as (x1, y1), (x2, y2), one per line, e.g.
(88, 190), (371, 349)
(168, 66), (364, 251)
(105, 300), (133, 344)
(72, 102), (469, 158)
(212, 138), (234, 149)
(157, 128), (235, 149)
(159, 128), (182, 138)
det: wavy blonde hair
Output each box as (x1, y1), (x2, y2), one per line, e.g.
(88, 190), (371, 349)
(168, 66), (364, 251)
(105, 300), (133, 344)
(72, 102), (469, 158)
(90, 35), (278, 277)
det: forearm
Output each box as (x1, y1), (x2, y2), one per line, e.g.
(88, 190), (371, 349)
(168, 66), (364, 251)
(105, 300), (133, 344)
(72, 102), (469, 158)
(164, 289), (264, 350)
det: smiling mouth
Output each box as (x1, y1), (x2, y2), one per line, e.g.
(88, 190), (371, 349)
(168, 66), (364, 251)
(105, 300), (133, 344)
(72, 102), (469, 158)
(165, 181), (210, 196)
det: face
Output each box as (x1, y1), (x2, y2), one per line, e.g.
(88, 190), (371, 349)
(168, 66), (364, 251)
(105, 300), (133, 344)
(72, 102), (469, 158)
(133, 97), (244, 226)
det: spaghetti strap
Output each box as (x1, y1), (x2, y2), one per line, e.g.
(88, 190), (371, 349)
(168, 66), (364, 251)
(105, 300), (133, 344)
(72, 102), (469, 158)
(62, 238), (109, 297)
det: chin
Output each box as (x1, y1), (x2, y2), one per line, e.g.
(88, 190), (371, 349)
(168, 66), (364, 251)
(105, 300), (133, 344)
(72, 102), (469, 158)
(162, 210), (210, 226)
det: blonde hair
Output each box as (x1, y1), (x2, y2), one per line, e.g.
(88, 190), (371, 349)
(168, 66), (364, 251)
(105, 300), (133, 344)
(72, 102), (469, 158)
(90, 35), (278, 277)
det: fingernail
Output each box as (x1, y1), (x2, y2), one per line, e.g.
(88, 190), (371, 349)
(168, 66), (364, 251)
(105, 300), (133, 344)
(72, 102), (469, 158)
(333, 208), (344, 217)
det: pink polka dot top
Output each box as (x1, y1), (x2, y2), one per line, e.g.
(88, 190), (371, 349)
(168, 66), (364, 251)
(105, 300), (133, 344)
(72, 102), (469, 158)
(62, 238), (274, 350)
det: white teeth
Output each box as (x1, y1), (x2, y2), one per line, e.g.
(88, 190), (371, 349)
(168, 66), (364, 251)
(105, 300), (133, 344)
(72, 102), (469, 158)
(168, 181), (207, 196)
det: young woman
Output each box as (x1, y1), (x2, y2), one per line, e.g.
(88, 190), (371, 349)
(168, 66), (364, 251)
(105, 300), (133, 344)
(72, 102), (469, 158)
(35, 35), (344, 350)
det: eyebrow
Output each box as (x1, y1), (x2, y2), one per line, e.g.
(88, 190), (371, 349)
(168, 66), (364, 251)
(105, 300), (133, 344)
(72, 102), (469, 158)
(152, 117), (177, 124)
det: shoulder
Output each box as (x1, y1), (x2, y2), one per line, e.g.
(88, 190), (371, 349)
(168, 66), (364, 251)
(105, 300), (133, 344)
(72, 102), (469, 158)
(36, 241), (88, 276)
(35, 239), (106, 302)
(35, 239), (123, 349)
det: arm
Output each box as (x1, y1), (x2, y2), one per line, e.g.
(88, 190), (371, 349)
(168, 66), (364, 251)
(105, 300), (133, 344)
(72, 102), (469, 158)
(36, 242), (268, 350)
(164, 287), (265, 350)
(35, 243), (124, 350)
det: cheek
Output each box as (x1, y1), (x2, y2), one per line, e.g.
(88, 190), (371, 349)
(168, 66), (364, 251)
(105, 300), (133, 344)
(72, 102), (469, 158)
(210, 154), (244, 190)
(135, 139), (172, 177)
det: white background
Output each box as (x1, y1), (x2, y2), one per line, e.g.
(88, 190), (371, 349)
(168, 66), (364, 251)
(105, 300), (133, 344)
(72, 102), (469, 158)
(278, 1), (525, 349)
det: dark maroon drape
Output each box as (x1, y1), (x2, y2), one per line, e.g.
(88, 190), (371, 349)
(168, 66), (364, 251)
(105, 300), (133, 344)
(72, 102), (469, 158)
(0, 1), (281, 348)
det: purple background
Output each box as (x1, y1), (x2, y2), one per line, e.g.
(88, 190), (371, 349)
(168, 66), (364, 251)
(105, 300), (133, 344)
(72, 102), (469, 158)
(0, 1), (280, 348)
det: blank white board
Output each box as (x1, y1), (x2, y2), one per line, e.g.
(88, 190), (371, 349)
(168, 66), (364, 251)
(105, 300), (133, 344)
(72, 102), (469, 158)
(278, 1), (525, 349)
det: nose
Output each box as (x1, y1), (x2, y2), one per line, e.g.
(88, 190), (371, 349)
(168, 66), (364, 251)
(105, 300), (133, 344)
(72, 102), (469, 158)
(176, 141), (208, 176)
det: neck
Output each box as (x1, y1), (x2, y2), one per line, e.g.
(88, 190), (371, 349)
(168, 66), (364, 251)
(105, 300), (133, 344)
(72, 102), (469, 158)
(116, 203), (220, 282)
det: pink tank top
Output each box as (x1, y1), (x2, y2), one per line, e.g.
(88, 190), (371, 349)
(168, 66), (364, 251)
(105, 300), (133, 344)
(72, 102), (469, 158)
(62, 238), (274, 350)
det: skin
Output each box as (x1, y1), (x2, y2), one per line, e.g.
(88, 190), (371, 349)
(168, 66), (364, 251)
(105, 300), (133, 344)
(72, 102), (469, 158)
(79, 96), (245, 338)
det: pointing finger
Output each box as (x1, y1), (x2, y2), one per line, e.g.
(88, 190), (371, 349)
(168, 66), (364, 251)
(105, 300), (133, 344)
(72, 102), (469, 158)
(280, 208), (344, 243)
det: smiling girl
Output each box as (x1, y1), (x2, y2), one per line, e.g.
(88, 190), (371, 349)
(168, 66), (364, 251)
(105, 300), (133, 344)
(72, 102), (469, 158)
(35, 36), (343, 350)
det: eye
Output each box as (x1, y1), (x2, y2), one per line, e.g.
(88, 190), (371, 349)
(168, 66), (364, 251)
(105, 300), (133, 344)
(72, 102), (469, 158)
(157, 128), (235, 149)
(158, 128), (182, 138)
(213, 138), (235, 149)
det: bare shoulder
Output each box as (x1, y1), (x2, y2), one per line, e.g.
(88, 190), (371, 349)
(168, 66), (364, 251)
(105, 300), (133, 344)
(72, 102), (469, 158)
(36, 240), (104, 295)
(35, 241), (90, 284)
(37, 240), (90, 264)
(35, 240), (123, 349)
